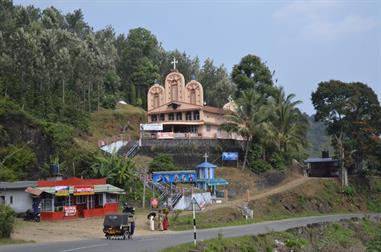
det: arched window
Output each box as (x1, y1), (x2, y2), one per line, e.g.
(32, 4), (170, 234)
(153, 93), (159, 108)
(171, 84), (178, 101)
(190, 89), (196, 104)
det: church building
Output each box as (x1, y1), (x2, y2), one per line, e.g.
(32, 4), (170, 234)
(146, 60), (233, 139)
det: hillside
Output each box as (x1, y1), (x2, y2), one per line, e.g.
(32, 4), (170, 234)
(76, 103), (146, 149)
(306, 114), (332, 157)
(0, 98), (146, 181)
(170, 176), (381, 230)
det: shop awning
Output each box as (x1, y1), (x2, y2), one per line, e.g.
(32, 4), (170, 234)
(25, 187), (43, 196)
(34, 184), (124, 195)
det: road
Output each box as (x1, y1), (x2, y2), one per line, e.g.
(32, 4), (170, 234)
(1, 213), (380, 252)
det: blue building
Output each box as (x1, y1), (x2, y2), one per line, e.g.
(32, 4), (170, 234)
(195, 161), (228, 195)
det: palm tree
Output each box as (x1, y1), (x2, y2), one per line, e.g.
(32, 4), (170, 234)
(222, 89), (270, 170)
(267, 87), (308, 162)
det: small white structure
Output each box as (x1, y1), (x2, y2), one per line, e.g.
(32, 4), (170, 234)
(173, 192), (212, 210)
(0, 181), (36, 213)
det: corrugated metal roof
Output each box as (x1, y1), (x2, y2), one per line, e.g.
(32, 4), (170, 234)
(0, 181), (37, 189)
(35, 184), (124, 194)
(196, 162), (217, 168)
(304, 158), (339, 163)
(152, 170), (196, 175)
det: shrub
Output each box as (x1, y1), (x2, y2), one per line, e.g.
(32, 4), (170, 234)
(248, 159), (272, 173)
(0, 204), (15, 238)
(149, 154), (177, 172)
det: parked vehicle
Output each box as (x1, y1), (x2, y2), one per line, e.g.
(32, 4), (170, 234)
(23, 209), (40, 222)
(103, 213), (134, 240)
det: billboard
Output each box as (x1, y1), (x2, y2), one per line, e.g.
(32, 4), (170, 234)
(222, 152), (239, 161)
(152, 171), (197, 183)
(157, 132), (174, 139)
(140, 123), (163, 131)
(73, 185), (94, 196)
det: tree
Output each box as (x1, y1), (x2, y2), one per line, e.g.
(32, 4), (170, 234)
(91, 152), (136, 188)
(267, 87), (308, 163)
(232, 54), (275, 98)
(149, 154), (176, 173)
(222, 89), (270, 170)
(312, 80), (381, 186)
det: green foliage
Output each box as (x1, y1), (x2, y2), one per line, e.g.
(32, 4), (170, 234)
(248, 159), (272, 173)
(0, 204), (15, 238)
(149, 154), (177, 172)
(0, 145), (37, 181)
(232, 54), (275, 98)
(284, 238), (308, 249)
(343, 186), (355, 197)
(91, 152), (136, 187)
(312, 80), (381, 173)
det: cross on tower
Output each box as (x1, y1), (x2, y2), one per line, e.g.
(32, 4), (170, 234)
(171, 57), (178, 69)
(203, 153), (208, 162)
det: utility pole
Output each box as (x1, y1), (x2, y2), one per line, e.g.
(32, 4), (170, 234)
(192, 197), (197, 247)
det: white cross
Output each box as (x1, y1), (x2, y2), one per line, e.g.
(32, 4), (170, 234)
(171, 57), (178, 69)
(203, 153), (208, 162)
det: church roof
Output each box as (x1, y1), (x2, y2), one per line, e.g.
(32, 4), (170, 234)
(202, 106), (225, 114)
(196, 162), (217, 169)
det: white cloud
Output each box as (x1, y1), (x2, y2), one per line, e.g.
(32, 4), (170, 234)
(303, 15), (380, 41)
(273, 0), (380, 42)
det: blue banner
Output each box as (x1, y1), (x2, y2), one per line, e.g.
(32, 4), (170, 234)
(152, 171), (197, 183)
(222, 152), (239, 161)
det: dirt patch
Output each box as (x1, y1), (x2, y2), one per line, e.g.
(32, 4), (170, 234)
(12, 209), (172, 243)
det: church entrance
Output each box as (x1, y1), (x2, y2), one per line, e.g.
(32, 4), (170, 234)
(163, 125), (198, 133)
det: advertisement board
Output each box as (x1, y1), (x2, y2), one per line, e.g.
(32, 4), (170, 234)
(140, 123), (163, 131)
(152, 171), (197, 183)
(73, 185), (94, 196)
(222, 152), (239, 161)
(64, 206), (77, 217)
(157, 132), (174, 139)
(55, 186), (69, 196)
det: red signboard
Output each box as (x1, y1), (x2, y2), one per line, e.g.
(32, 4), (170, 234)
(64, 206), (77, 216)
(157, 132), (174, 139)
(73, 185), (94, 196)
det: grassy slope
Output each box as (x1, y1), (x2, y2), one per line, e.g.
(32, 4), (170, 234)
(163, 219), (381, 252)
(75, 103), (146, 149)
(170, 176), (381, 231)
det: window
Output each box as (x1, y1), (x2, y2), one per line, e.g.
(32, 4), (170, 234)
(151, 115), (157, 122)
(169, 113), (174, 121)
(76, 195), (86, 204)
(190, 90), (196, 104)
(171, 84), (178, 101)
(193, 111), (200, 120)
(10, 196), (13, 204)
(159, 114), (165, 121)
(186, 112), (192, 120)
(153, 93), (160, 108)
(206, 125), (211, 131)
(0, 196), (4, 204)
(106, 193), (117, 203)
(176, 112), (182, 120)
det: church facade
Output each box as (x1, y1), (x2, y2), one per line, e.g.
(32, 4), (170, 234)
(146, 69), (232, 139)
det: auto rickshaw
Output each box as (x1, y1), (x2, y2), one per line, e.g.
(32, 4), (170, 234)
(103, 213), (134, 240)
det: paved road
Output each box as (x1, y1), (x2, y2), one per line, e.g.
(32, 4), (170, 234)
(1, 213), (380, 252)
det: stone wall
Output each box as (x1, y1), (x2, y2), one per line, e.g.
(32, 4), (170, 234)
(138, 139), (245, 168)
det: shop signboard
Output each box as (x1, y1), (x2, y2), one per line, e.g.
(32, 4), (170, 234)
(73, 185), (94, 196)
(64, 206), (77, 216)
(140, 123), (163, 131)
(222, 152), (239, 161)
(55, 186), (69, 196)
(157, 132), (174, 139)
(152, 171), (196, 183)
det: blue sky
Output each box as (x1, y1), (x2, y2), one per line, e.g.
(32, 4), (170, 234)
(14, 0), (381, 115)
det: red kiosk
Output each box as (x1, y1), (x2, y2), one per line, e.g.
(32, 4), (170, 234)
(29, 177), (124, 221)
